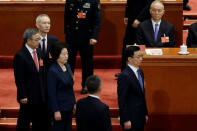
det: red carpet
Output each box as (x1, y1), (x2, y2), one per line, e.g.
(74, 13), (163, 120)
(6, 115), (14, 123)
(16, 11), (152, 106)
(0, 69), (119, 109)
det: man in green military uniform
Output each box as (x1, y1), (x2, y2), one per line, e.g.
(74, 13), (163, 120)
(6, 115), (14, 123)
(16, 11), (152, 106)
(64, 0), (101, 94)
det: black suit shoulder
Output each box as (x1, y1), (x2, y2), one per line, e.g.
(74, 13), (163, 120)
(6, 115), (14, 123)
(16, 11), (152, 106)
(48, 35), (58, 41)
(161, 20), (173, 28)
(187, 22), (197, 47)
(76, 96), (112, 131)
(140, 19), (173, 28)
(77, 97), (108, 110)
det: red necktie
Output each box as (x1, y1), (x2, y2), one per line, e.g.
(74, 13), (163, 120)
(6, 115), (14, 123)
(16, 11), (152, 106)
(33, 50), (39, 71)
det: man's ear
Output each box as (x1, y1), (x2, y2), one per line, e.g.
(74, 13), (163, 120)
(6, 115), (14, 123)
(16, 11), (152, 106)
(128, 57), (132, 62)
(36, 23), (39, 29)
(163, 9), (165, 15)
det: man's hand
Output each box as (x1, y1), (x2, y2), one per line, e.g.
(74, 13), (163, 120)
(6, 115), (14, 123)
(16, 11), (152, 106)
(132, 19), (140, 28)
(20, 98), (28, 104)
(124, 121), (132, 130)
(54, 111), (61, 121)
(124, 17), (128, 25)
(145, 115), (149, 124)
(90, 39), (97, 45)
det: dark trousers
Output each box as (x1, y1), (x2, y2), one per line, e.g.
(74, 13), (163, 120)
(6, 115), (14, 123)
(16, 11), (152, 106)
(16, 104), (48, 131)
(183, 0), (189, 7)
(124, 127), (144, 131)
(68, 44), (94, 88)
(52, 111), (73, 131)
(121, 24), (137, 71)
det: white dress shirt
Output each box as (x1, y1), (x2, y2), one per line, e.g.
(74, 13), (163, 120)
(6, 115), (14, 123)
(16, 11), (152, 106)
(89, 94), (100, 99)
(128, 64), (139, 79)
(25, 44), (39, 69)
(40, 35), (48, 52)
(151, 19), (161, 32)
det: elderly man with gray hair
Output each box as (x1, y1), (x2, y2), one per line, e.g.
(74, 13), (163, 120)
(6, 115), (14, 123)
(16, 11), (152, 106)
(136, 0), (175, 47)
(36, 14), (58, 70)
(13, 28), (48, 131)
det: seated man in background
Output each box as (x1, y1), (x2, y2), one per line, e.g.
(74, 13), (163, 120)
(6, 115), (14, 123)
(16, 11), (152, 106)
(76, 75), (112, 131)
(136, 0), (175, 47)
(186, 22), (197, 47)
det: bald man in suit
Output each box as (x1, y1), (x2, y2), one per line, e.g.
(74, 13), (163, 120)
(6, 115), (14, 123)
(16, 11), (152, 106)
(136, 0), (175, 47)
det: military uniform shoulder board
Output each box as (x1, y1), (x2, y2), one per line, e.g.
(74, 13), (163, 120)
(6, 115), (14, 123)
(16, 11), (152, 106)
(83, 3), (91, 8)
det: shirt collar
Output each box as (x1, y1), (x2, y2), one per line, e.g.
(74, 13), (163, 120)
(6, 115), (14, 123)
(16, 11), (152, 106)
(89, 94), (100, 100)
(40, 34), (47, 41)
(128, 64), (139, 73)
(25, 44), (35, 54)
(151, 19), (161, 26)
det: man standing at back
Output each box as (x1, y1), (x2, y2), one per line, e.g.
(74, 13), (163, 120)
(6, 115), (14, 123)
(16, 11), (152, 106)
(118, 46), (148, 131)
(76, 75), (112, 131)
(64, 0), (101, 94)
(36, 14), (58, 129)
(36, 14), (58, 71)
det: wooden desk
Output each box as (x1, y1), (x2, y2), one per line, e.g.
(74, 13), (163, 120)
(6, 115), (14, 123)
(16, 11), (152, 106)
(0, 0), (182, 55)
(141, 48), (197, 130)
(141, 48), (197, 114)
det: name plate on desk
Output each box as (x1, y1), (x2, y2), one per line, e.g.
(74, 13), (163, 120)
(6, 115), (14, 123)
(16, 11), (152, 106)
(145, 49), (163, 55)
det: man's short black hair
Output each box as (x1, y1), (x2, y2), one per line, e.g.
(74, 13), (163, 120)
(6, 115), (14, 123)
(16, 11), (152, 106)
(125, 46), (140, 61)
(85, 75), (101, 94)
(50, 42), (69, 62)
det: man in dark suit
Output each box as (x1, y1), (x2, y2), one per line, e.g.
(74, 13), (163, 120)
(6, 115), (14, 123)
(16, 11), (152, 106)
(65, 0), (101, 94)
(183, 0), (191, 11)
(120, 0), (154, 71)
(118, 46), (148, 131)
(76, 75), (112, 131)
(36, 14), (58, 71)
(36, 14), (58, 129)
(186, 22), (197, 47)
(136, 0), (175, 47)
(13, 28), (47, 131)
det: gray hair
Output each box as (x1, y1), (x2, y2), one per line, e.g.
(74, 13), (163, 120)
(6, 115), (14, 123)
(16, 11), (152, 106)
(23, 28), (39, 43)
(36, 14), (50, 24)
(150, 0), (164, 9)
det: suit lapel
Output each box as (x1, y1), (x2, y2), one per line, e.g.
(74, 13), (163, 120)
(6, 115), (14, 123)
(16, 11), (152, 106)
(47, 35), (52, 54)
(157, 20), (163, 43)
(55, 63), (73, 84)
(148, 20), (155, 46)
(23, 46), (39, 73)
(127, 66), (144, 95)
(138, 68), (145, 93)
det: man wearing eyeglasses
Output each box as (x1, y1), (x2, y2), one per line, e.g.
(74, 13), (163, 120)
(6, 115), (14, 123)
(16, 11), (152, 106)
(117, 46), (148, 131)
(136, 0), (175, 47)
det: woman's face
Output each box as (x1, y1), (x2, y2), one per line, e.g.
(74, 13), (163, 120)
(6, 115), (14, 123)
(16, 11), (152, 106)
(57, 48), (68, 64)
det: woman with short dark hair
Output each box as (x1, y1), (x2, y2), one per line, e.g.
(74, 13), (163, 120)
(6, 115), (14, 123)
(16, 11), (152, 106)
(47, 42), (76, 131)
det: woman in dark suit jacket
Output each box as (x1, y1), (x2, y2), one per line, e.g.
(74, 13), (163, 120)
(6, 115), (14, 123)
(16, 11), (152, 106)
(47, 42), (76, 131)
